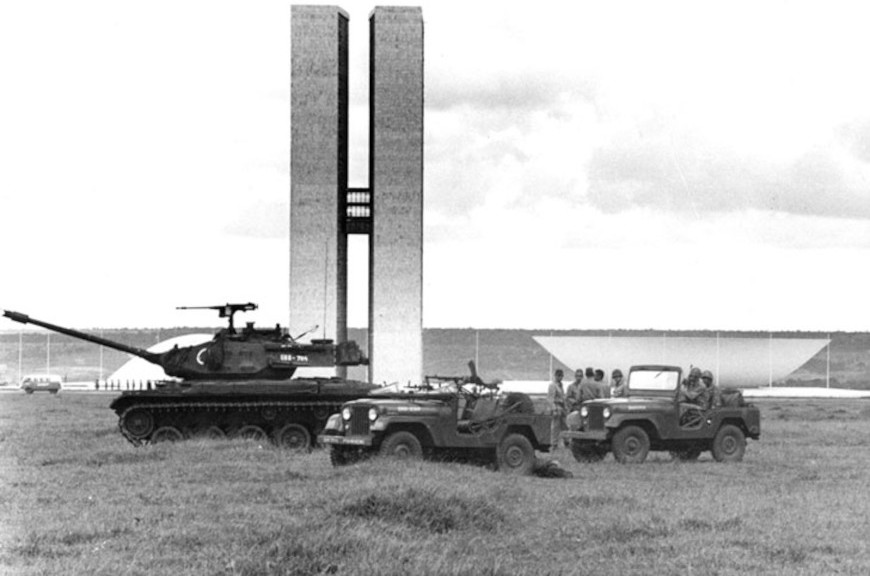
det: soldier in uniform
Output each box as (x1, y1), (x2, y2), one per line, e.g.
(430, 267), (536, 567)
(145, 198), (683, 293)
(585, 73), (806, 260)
(547, 369), (567, 448)
(611, 369), (628, 397)
(579, 371), (603, 402)
(701, 369), (720, 409)
(565, 368), (584, 413)
(679, 367), (709, 427)
(594, 369), (611, 398)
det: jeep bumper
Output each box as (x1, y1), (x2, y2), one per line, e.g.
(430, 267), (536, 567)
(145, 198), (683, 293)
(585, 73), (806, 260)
(318, 434), (374, 447)
(561, 430), (608, 442)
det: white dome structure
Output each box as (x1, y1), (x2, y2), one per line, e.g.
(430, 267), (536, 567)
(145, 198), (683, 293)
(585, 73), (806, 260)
(533, 335), (830, 388)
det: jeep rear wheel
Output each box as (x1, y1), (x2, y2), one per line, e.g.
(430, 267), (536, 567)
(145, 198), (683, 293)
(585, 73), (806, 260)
(570, 440), (606, 463)
(497, 433), (535, 475)
(380, 431), (423, 460)
(612, 425), (650, 464)
(712, 424), (746, 462)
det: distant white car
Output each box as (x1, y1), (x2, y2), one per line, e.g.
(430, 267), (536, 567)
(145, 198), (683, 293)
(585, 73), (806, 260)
(20, 374), (63, 394)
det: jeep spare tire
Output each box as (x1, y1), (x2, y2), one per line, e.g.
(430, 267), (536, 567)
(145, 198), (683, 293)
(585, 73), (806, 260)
(379, 431), (423, 460)
(611, 425), (650, 464)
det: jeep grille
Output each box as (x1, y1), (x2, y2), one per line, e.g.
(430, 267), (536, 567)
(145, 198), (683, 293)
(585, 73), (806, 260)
(348, 406), (371, 436)
(587, 406), (605, 431)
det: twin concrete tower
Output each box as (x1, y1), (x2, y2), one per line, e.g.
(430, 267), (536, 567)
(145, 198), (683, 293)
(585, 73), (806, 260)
(290, 6), (423, 384)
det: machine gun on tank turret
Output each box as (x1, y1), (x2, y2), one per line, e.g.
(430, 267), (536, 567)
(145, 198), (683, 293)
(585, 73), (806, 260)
(2, 304), (367, 382)
(176, 302), (257, 333)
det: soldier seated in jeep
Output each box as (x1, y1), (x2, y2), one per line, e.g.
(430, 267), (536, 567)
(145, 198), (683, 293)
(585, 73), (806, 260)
(678, 367), (709, 428)
(561, 364), (760, 464)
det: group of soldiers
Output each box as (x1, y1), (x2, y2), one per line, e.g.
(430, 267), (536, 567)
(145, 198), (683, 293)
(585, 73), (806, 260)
(546, 365), (723, 446)
(547, 367), (626, 448)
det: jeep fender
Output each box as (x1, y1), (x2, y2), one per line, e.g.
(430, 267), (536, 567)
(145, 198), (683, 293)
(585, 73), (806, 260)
(605, 414), (661, 441)
(606, 418), (660, 443)
(378, 421), (434, 449)
(504, 424), (545, 450)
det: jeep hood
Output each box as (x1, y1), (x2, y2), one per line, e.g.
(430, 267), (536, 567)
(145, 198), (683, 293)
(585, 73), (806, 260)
(585, 396), (674, 411)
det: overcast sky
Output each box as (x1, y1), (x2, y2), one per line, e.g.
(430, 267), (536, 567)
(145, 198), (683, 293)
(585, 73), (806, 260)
(1, 0), (869, 331)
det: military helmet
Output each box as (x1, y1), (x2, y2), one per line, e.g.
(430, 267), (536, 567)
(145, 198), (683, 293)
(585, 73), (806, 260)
(688, 367), (702, 379)
(701, 370), (714, 381)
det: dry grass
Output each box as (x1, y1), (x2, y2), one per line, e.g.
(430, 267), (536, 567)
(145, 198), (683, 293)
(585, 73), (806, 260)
(1, 392), (869, 575)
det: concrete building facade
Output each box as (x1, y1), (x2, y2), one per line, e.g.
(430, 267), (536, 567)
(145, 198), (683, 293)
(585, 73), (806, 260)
(290, 6), (349, 374)
(369, 7), (424, 385)
(290, 6), (423, 384)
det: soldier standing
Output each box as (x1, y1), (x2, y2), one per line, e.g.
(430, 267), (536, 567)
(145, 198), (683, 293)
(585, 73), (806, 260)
(565, 368), (584, 413)
(579, 372), (601, 402)
(611, 369), (627, 397)
(547, 369), (567, 449)
(594, 369), (611, 398)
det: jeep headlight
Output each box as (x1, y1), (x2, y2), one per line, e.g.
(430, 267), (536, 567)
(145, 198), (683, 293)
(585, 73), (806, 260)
(603, 407), (612, 420)
(580, 406), (589, 418)
(341, 407), (352, 421)
(368, 407), (379, 422)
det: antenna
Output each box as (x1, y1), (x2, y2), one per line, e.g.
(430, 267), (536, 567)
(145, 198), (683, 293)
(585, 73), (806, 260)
(323, 238), (328, 340)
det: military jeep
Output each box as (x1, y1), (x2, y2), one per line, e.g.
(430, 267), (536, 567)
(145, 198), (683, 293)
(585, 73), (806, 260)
(318, 363), (551, 475)
(561, 365), (760, 464)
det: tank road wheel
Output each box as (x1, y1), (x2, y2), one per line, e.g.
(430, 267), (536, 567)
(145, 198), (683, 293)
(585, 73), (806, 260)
(236, 425), (268, 442)
(204, 426), (226, 440)
(497, 433), (536, 475)
(712, 424), (746, 462)
(120, 409), (155, 440)
(670, 448), (702, 462)
(612, 425), (650, 464)
(273, 424), (312, 452)
(151, 426), (184, 443)
(379, 431), (423, 460)
(570, 440), (607, 463)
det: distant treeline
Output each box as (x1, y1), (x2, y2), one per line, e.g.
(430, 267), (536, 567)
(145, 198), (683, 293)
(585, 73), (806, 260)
(2, 327), (869, 388)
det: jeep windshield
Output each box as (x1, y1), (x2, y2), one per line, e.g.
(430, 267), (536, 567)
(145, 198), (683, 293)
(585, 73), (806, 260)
(628, 369), (679, 392)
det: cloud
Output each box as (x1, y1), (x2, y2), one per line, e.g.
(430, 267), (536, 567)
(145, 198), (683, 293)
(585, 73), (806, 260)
(224, 200), (289, 239)
(587, 125), (870, 220)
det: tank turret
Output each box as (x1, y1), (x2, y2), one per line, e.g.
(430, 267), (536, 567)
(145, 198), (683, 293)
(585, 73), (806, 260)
(2, 303), (367, 381)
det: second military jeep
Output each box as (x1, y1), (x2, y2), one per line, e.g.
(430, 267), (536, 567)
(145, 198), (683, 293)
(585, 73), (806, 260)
(318, 364), (551, 475)
(561, 365), (761, 464)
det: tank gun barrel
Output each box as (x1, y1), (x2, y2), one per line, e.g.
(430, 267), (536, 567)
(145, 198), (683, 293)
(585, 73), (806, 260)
(2, 310), (159, 362)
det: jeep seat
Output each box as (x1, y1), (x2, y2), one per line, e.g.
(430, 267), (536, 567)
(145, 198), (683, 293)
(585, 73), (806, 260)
(457, 397), (500, 432)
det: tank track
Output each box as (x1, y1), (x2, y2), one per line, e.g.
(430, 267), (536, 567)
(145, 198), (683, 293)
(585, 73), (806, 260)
(115, 400), (344, 447)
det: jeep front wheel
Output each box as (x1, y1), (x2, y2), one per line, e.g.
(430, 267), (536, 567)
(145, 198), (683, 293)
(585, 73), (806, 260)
(379, 431), (423, 460)
(712, 424), (746, 462)
(612, 425), (650, 464)
(497, 433), (536, 475)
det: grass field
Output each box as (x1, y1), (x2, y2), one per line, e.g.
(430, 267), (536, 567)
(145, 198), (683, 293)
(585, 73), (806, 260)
(1, 393), (869, 575)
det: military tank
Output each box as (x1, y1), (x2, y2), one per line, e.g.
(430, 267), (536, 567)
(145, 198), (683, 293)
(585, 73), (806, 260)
(2, 303), (378, 449)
